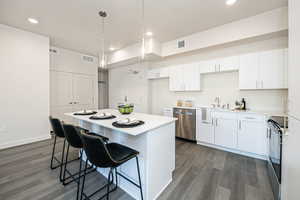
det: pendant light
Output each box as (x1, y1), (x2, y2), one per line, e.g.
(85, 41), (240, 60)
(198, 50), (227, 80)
(140, 0), (145, 60)
(99, 11), (107, 68)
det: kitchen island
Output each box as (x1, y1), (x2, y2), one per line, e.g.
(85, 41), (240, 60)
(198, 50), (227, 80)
(66, 109), (176, 200)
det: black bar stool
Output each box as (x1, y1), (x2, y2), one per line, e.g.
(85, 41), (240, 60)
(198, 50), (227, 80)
(49, 116), (77, 182)
(62, 124), (109, 200)
(79, 133), (143, 200)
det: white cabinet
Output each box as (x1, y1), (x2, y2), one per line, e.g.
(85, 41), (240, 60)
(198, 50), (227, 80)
(199, 56), (239, 74)
(214, 112), (238, 149)
(169, 64), (201, 91)
(183, 64), (201, 91)
(218, 56), (240, 72)
(50, 71), (97, 124)
(239, 49), (288, 90)
(199, 60), (216, 73)
(196, 110), (267, 158)
(239, 53), (260, 89)
(259, 49), (287, 89)
(147, 68), (169, 79)
(169, 66), (185, 91)
(237, 114), (267, 155)
(196, 109), (214, 144)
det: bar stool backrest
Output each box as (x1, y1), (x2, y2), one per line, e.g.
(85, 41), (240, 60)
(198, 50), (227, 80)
(49, 116), (65, 138)
(62, 124), (83, 148)
(80, 133), (116, 168)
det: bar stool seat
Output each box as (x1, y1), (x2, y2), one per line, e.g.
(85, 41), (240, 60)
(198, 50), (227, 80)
(106, 143), (139, 166)
(79, 133), (143, 200)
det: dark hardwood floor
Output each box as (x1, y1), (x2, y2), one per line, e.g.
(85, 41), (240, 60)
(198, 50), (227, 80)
(0, 138), (274, 200)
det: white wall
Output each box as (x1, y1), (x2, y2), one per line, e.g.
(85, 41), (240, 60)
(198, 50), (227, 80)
(0, 24), (50, 149)
(162, 7), (288, 57)
(109, 62), (150, 113)
(150, 36), (288, 115)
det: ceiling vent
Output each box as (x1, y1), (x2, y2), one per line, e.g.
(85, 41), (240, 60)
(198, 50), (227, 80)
(177, 40), (185, 48)
(82, 55), (94, 63)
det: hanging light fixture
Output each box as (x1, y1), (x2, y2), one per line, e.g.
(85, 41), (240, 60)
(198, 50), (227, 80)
(99, 11), (107, 68)
(140, 0), (145, 60)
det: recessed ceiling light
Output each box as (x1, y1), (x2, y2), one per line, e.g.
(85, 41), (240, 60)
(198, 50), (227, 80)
(146, 31), (153, 36)
(109, 47), (115, 51)
(27, 18), (39, 24)
(226, 0), (237, 6)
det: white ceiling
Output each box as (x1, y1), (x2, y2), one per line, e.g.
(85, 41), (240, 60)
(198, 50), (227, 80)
(0, 0), (287, 56)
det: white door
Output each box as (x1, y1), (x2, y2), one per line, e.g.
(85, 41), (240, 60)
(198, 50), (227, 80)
(169, 66), (184, 91)
(259, 49), (286, 89)
(214, 117), (238, 149)
(183, 64), (201, 91)
(239, 53), (259, 89)
(72, 74), (95, 107)
(50, 71), (73, 107)
(218, 56), (240, 72)
(237, 120), (267, 155)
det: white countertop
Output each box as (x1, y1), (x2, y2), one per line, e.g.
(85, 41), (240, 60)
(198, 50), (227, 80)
(171, 106), (287, 117)
(66, 109), (177, 136)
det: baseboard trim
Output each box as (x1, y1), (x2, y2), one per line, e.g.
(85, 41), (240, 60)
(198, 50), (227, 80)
(197, 141), (267, 160)
(0, 135), (51, 150)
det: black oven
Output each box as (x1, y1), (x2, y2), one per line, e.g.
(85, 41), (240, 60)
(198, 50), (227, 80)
(267, 116), (287, 200)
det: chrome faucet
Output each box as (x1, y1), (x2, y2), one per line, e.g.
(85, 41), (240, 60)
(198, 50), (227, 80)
(215, 97), (221, 107)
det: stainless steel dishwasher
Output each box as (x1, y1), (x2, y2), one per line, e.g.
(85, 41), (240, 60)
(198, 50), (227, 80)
(173, 108), (196, 141)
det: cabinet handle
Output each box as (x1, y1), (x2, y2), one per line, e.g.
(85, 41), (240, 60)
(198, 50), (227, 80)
(261, 81), (264, 89)
(256, 81), (258, 89)
(239, 120), (242, 130)
(216, 119), (218, 127)
(69, 102), (73, 104)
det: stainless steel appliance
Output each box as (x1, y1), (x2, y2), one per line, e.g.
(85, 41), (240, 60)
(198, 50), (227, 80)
(173, 108), (196, 141)
(267, 116), (288, 200)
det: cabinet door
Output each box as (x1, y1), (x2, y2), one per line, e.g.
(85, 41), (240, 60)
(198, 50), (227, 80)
(237, 120), (267, 155)
(72, 74), (95, 106)
(214, 117), (238, 149)
(169, 66), (184, 91)
(239, 53), (259, 89)
(196, 109), (214, 143)
(183, 64), (201, 91)
(50, 71), (73, 107)
(218, 56), (240, 72)
(259, 49), (286, 89)
(199, 60), (217, 73)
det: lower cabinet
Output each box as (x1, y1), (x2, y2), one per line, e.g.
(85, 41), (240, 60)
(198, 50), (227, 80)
(237, 119), (267, 155)
(214, 115), (238, 149)
(196, 110), (267, 158)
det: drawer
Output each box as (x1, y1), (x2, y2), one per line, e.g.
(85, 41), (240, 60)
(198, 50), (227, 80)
(238, 113), (265, 122)
(213, 111), (237, 120)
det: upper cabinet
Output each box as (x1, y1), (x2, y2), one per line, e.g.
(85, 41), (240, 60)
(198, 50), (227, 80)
(147, 67), (169, 79)
(199, 56), (239, 73)
(169, 64), (201, 91)
(148, 48), (288, 92)
(239, 48), (288, 90)
(239, 53), (260, 89)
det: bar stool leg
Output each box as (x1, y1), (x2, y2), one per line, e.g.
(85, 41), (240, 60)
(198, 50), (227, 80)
(136, 157), (144, 200)
(50, 135), (57, 169)
(76, 149), (83, 200)
(59, 139), (66, 182)
(80, 159), (88, 200)
(62, 143), (70, 185)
